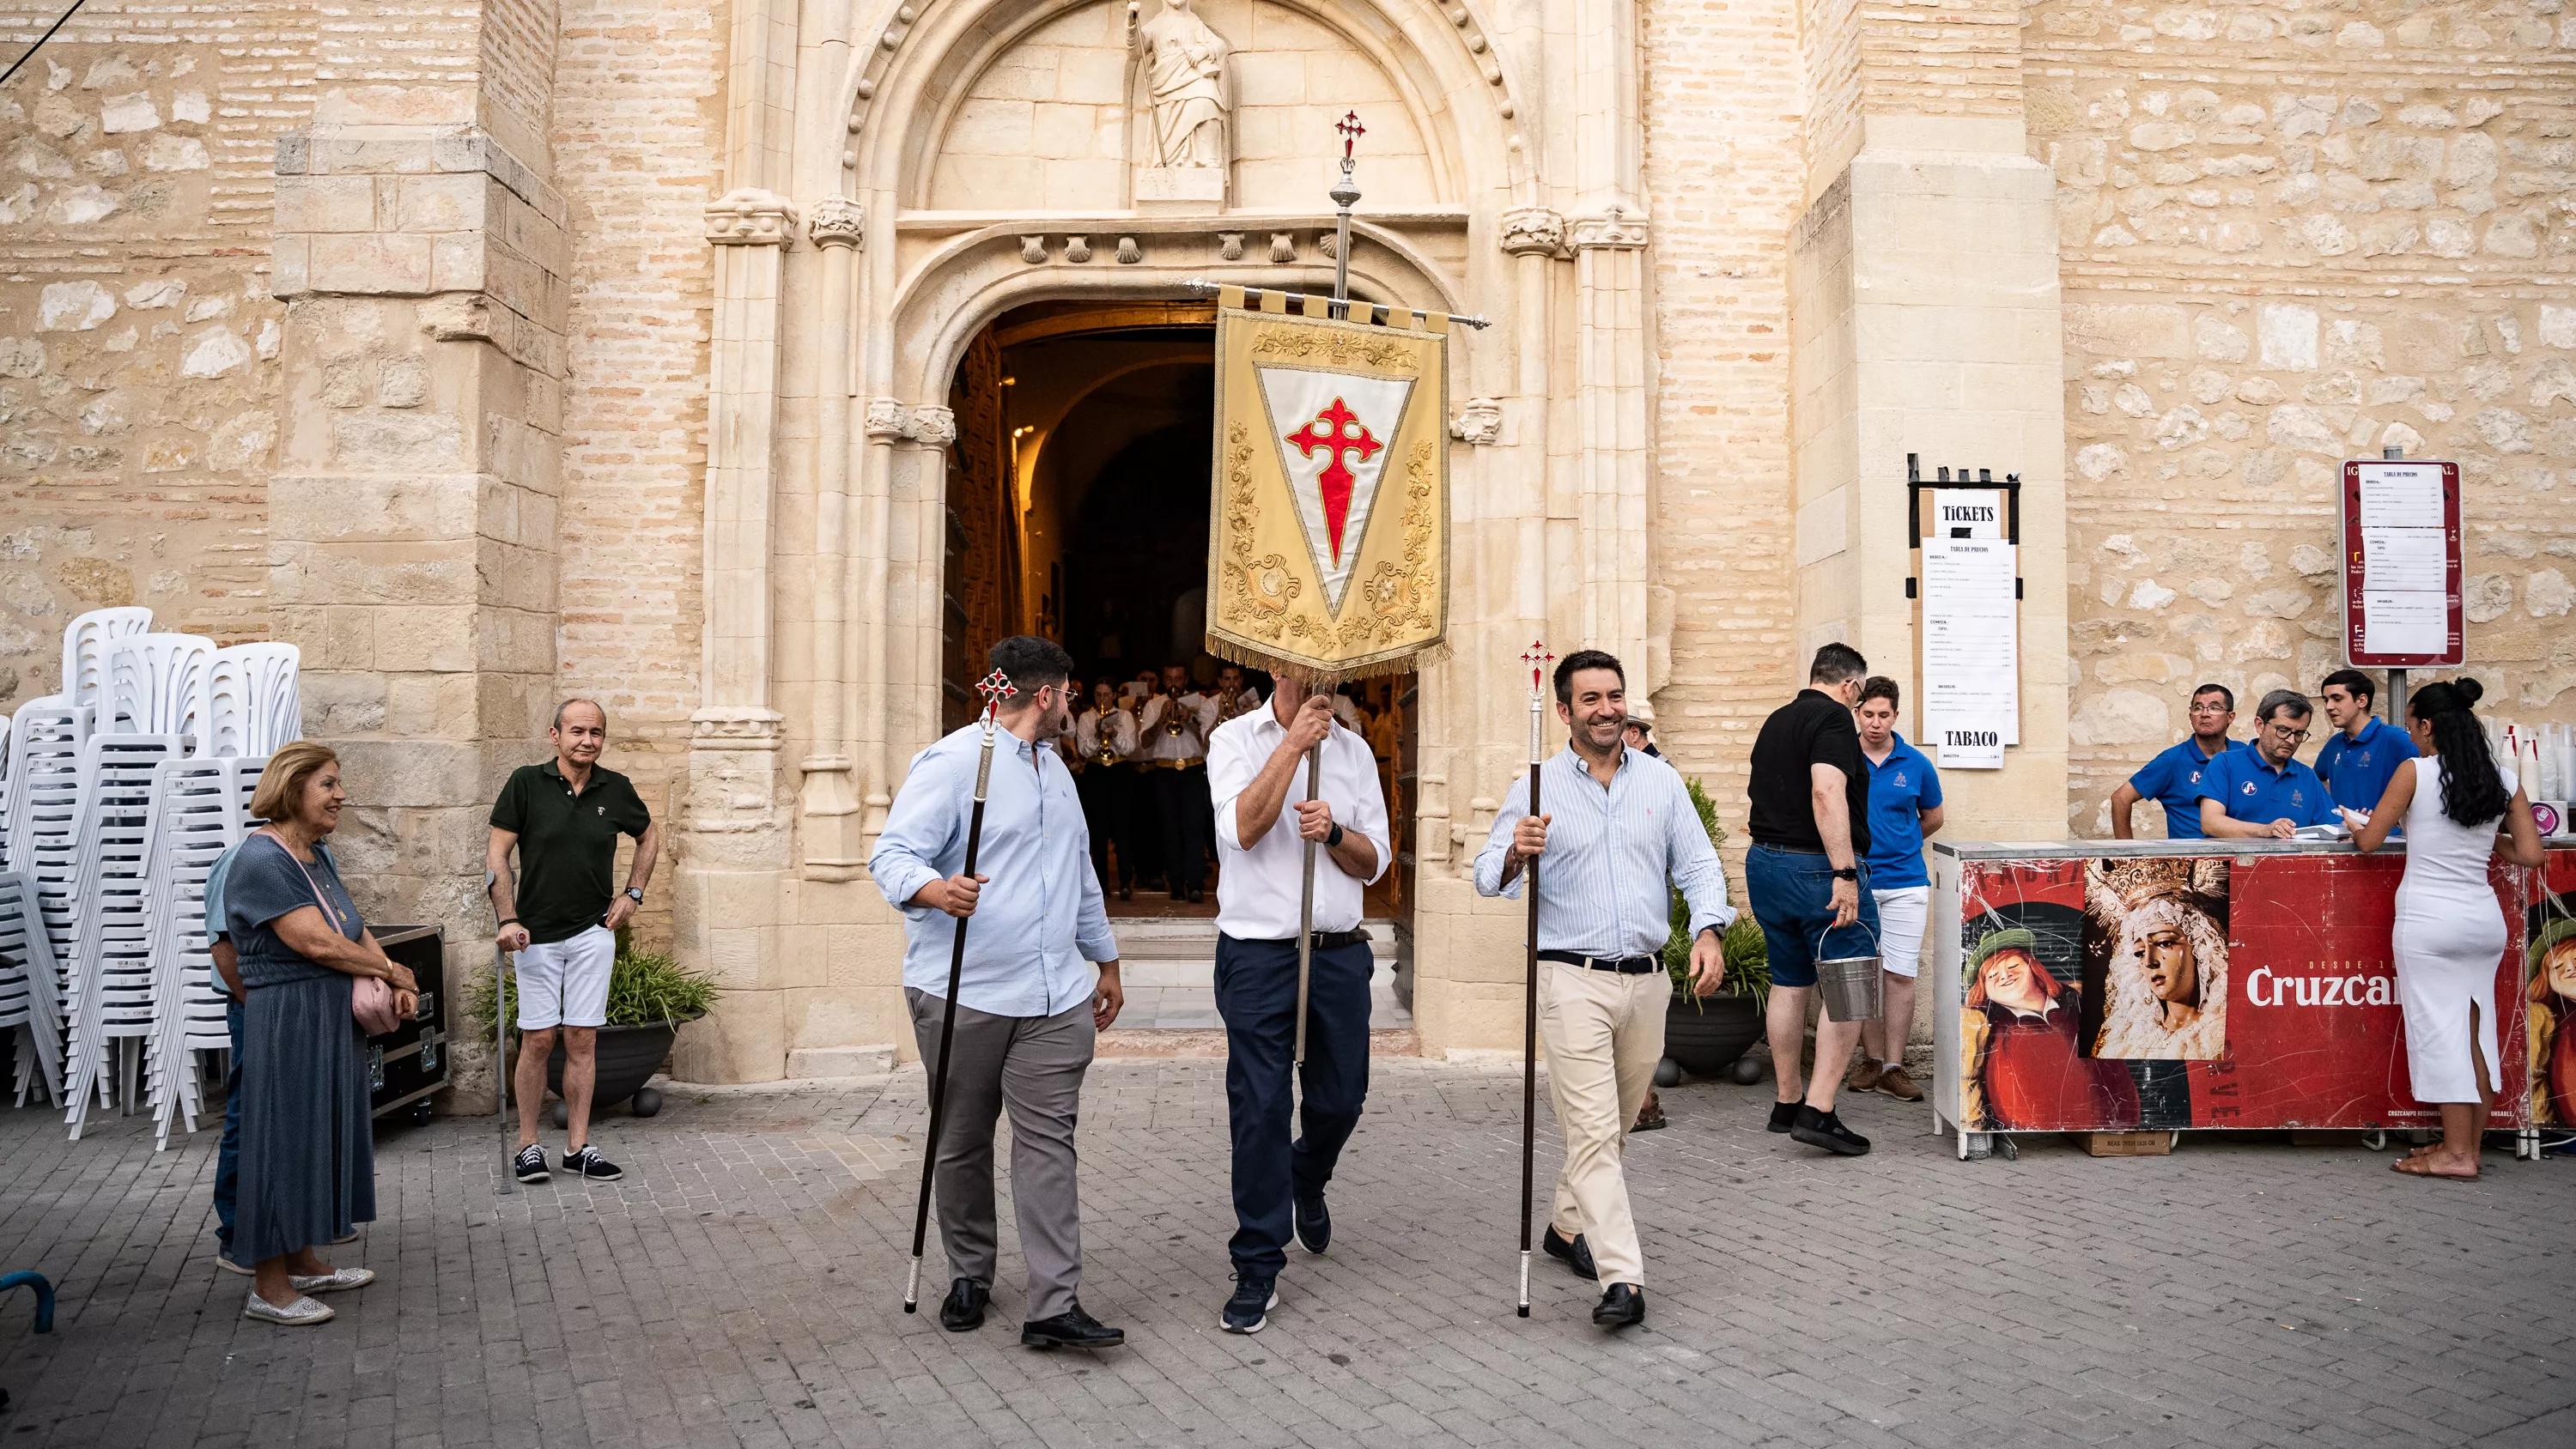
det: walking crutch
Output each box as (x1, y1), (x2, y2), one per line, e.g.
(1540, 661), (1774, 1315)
(903, 669), (1016, 1313)
(486, 870), (515, 1197)
(1516, 639), (1550, 1317)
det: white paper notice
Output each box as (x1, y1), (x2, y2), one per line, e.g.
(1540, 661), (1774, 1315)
(1921, 539), (2018, 767)
(2349, 460), (2452, 660)
(2361, 591), (2445, 655)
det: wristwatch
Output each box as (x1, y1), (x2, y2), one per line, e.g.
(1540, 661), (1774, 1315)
(1326, 822), (1346, 849)
(1831, 867), (1858, 882)
(623, 886), (645, 903)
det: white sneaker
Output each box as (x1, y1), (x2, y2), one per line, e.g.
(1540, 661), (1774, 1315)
(289, 1266), (375, 1294)
(243, 1291), (335, 1325)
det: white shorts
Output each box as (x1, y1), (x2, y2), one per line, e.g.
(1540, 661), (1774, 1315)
(1872, 886), (1931, 979)
(516, 925), (615, 1029)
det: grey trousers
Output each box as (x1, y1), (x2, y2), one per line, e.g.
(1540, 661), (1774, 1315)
(904, 987), (1096, 1320)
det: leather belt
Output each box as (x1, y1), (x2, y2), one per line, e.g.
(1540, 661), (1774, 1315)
(1151, 756), (1205, 770)
(1537, 950), (1662, 974)
(1753, 841), (1828, 855)
(1250, 929), (1371, 951)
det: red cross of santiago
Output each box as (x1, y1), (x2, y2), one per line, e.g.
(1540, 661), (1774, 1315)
(1284, 397), (1382, 566)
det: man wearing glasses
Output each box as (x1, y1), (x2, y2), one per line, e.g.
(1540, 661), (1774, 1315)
(2109, 683), (2239, 840)
(2192, 689), (2348, 839)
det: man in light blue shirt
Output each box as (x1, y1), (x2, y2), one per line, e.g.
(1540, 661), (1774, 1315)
(1846, 678), (1942, 1103)
(868, 635), (1127, 1350)
(1474, 649), (1733, 1331)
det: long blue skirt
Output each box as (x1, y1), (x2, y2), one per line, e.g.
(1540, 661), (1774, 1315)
(235, 973), (375, 1263)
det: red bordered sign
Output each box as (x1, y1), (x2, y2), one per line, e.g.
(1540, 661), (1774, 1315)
(2339, 458), (2463, 669)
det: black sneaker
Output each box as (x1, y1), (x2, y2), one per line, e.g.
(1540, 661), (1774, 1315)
(1766, 1100), (1801, 1134)
(1221, 1273), (1278, 1334)
(561, 1144), (624, 1181)
(1789, 1105), (1872, 1156)
(1021, 1300), (1125, 1349)
(512, 1143), (550, 1183)
(1292, 1189), (1331, 1254)
(1541, 1225), (1597, 1281)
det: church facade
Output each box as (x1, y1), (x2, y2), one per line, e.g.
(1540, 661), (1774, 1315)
(3, 0), (2571, 1088)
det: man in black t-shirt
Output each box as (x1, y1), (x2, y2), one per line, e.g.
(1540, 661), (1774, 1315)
(1744, 643), (1879, 1156)
(488, 699), (660, 1184)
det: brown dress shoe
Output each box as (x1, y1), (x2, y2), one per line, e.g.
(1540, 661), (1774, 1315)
(1843, 1056), (1882, 1094)
(1877, 1063), (1925, 1101)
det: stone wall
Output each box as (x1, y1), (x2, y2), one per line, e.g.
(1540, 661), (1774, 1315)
(0, 9), (311, 703)
(2028, 3), (2576, 834)
(547, 0), (725, 953)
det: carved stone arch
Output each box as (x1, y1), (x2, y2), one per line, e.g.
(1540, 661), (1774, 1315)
(884, 221), (1467, 403)
(836, 0), (1523, 206)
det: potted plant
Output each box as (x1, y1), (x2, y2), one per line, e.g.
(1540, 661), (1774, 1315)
(1661, 778), (1771, 1077)
(468, 931), (720, 1119)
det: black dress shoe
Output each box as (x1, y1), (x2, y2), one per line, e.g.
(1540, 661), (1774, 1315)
(1766, 1100), (1801, 1134)
(1021, 1300), (1125, 1349)
(939, 1277), (988, 1331)
(1593, 1283), (1646, 1328)
(1541, 1225), (1598, 1281)
(1789, 1104), (1872, 1156)
(1293, 1188), (1331, 1254)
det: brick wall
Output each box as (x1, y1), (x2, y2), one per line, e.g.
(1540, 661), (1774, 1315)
(546, 0), (724, 948)
(2027, 5), (2576, 834)
(1641, 0), (1808, 849)
(0, 8), (313, 702)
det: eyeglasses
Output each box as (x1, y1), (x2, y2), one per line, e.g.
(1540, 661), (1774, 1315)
(2264, 724), (2310, 745)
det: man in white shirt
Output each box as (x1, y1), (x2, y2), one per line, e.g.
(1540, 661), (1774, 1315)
(1210, 663), (1262, 727)
(1139, 663), (1218, 901)
(1072, 678), (1141, 900)
(1205, 677), (1390, 1334)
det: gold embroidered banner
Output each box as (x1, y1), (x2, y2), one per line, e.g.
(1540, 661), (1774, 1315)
(1206, 288), (1450, 681)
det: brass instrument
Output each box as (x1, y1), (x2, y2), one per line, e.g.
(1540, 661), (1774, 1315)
(1163, 688), (1188, 738)
(1216, 688), (1248, 724)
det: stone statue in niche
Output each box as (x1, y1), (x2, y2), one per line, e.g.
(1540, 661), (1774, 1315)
(1128, 0), (1230, 202)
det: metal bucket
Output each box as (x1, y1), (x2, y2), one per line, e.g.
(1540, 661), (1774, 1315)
(1814, 922), (1882, 1023)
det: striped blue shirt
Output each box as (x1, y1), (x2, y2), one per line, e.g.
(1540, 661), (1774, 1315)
(1472, 747), (1737, 956)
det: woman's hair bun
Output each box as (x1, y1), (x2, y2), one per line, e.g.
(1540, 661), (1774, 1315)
(2453, 676), (2483, 707)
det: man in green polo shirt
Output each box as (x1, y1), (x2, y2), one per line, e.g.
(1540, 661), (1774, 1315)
(488, 699), (660, 1184)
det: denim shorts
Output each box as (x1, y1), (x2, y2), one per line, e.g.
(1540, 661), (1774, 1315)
(1745, 843), (1881, 989)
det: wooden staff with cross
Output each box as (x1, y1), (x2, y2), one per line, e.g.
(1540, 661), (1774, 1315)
(1515, 639), (1551, 1317)
(903, 669), (1018, 1313)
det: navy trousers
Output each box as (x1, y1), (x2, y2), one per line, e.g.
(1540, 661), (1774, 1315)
(1213, 933), (1373, 1276)
(215, 997), (243, 1253)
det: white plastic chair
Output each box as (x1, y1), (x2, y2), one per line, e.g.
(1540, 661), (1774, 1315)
(208, 643), (302, 757)
(62, 732), (182, 1138)
(105, 634), (216, 753)
(59, 607), (152, 710)
(0, 869), (64, 1106)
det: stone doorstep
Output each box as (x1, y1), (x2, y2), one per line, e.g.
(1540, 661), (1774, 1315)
(1097, 1027), (1421, 1058)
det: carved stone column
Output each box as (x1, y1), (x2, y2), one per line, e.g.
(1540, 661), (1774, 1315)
(674, 186), (796, 1083)
(799, 196), (865, 879)
(1571, 205), (1653, 681)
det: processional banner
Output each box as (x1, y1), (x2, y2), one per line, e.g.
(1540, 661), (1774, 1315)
(1206, 286), (1449, 680)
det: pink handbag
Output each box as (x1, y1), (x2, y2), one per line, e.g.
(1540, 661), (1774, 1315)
(260, 830), (404, 1036)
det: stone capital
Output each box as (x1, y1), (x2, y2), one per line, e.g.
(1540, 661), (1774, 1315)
(705, 187), (799, 246)
(690, 705), (786, 749)
(806, 196), (864, 249)
(864, 397), (908, 439)
(1498, 206), (1567, 258)
(1449, 397), (1503, 446)
(1570, 208), (1649, 252)
(909, 405), (957, 447)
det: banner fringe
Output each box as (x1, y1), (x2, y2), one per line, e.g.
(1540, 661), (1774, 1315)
(1203, 634), (1439, 687)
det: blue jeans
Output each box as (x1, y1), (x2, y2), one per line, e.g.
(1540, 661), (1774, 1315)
(1213, 934), (1373, 1277)
(1745, 844), (1881, 990)
(215, 997), (244, 1252)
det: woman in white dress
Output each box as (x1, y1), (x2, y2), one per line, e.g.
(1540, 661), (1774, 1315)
(2354, 678), (2543, 1179)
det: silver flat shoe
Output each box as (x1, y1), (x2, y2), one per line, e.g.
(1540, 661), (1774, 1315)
(289, 1266), (375, 1294)
(243, 1291), (335, 1325)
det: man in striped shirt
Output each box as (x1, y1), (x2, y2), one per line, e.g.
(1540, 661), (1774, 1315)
(1474, 650), (1735, 1330)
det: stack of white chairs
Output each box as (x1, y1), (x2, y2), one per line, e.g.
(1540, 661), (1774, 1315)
(62, 732), (184, 1138)
(5, 607), (305, 1138)
(0, 870), (63, 1106)
(144, 755), (264, 1147)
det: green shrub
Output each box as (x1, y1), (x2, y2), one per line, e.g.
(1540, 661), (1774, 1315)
(466, 946), (720, 1030)
(1662, 775), (1771, 1005)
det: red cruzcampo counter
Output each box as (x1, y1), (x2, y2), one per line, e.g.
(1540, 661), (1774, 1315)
(1929, 838), (2576, 1160)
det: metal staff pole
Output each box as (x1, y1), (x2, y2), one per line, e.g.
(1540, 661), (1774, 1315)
(1516, 639), (1551, 1317)
(486, 870), (515, 1197)
(903, 669), (1018, 1313)
(1292, 730), (1323, 1064)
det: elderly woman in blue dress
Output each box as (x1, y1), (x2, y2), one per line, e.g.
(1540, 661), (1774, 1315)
(227, 742), (418, 1325)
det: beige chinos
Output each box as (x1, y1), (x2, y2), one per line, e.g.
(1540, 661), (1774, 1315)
(1539, 961), (1670, 1288)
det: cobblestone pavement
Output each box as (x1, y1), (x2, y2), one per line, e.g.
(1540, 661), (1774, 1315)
(2, 1059), (2569, 1448)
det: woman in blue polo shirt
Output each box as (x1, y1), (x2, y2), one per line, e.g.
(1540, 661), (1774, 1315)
(1844, 678), (1943, 1102)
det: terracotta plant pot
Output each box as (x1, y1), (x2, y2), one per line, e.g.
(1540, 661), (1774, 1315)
(1664, 992), (1762, 1077)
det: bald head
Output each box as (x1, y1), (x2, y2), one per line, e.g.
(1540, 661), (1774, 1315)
(550, 698), (608, 772)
